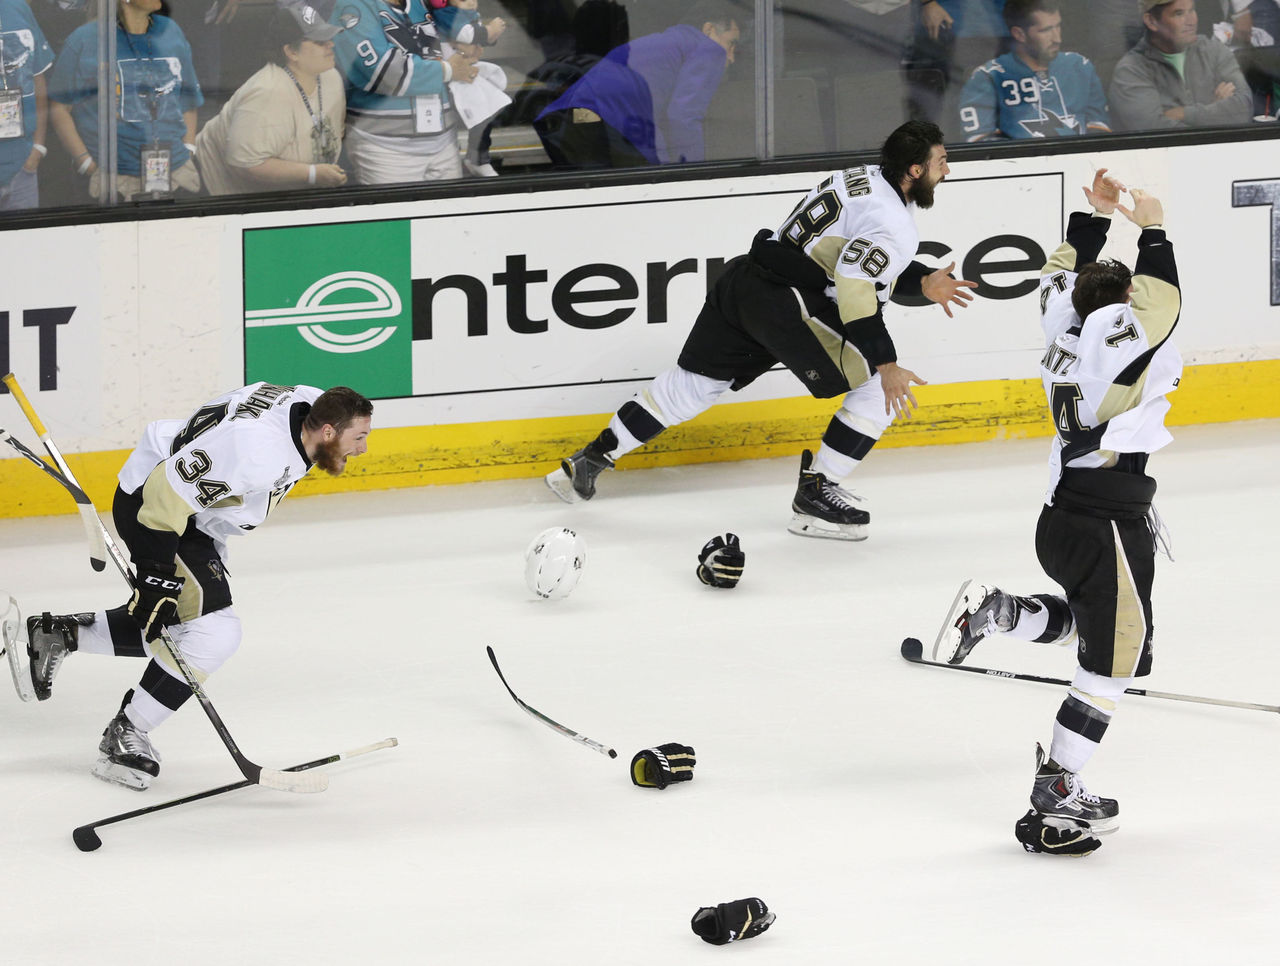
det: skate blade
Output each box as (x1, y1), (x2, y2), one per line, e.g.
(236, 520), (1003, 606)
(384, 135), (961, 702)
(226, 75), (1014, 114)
(787, 513), (867, 542)
(2, 597), (36, 703)
(91, 758), (152, 791)
(932, 578), (974, 663)
(544, 468), (583, 504)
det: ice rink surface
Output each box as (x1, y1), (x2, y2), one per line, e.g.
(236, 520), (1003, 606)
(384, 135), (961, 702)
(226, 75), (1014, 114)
(2, 419), (1278, 965)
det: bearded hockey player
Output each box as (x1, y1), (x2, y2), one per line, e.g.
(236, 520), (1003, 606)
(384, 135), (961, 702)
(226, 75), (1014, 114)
(546, 119), (977, 541)
(19, 383), (372, 789)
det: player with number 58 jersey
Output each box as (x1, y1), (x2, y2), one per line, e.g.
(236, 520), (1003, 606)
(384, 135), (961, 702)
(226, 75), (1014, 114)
(545, 120), (977, 542)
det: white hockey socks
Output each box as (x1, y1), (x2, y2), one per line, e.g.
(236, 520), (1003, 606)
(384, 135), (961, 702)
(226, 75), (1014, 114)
(606, 367), (731, 459)
(1049, 667), (1130, 774)
(812, 379), (893, 480)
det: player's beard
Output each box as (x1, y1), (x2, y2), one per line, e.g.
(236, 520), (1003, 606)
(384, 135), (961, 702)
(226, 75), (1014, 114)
(312, 435), (349, 476)
(910, 176), (937, 209)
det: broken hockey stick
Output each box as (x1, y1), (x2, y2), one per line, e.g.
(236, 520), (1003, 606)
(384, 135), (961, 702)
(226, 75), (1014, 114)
(0, 411), (107, 573)
(487, 645), (618, 758)
(72, 737), (398, 852)
(3, 374), (327, 793)
(900, 637), (1280, 715)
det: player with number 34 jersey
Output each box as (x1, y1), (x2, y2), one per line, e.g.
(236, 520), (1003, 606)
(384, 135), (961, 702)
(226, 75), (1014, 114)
(18, 383), (372, 791)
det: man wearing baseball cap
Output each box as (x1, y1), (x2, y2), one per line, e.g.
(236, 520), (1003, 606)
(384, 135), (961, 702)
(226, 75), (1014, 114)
(1108, 0), (1252, 129)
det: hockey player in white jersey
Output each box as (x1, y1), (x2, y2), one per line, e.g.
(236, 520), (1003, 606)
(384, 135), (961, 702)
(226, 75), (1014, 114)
(546, 119), (977, 540)
(935, 170), (1181, 853)
(21, 383), (373, 789)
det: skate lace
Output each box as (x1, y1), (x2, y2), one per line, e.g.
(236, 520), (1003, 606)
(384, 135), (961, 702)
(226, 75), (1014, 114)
(819, 479), (862, 511)
(116, 720), (155, 759)
(1064, 772), (1103, 807)
(1147, 503), (1173, 562)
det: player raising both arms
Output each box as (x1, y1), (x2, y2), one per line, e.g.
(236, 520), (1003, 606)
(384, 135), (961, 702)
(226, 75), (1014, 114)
(936, 170), (1181, 854)
(15, 383), (372, 790)
(546, 119), (977, 541)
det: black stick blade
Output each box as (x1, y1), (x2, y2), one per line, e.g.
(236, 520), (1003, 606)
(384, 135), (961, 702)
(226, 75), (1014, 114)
(72, 826), (102, 852)
(900, 637), (924, 662)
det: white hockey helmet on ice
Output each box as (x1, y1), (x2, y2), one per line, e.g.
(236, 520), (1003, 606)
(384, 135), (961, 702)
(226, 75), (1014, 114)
(524, 527), (586, 599)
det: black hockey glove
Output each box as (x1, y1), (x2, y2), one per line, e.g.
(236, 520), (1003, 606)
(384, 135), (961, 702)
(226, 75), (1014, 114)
(690, 898), (775, 945)
(696, 533), (744, 588)
(127, 560), (184, 643)
(1014, 810), (1101, 857)
(630, 742), (696, 789)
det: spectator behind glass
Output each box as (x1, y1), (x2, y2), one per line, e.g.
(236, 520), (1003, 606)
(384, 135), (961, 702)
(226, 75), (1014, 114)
(48, 0), (204, 201)
(1109, 0), (1251, 129)
(958, 0), (1110, 140)
(503, 0), (629, 127)
(1210, 0), (1280, 115)
(534, 0), (740, 168)
(195, 3), (347, 195)
(904, 0), (1010, 132)
(430, 0), (509, 177)
(0, 0), (54, 211)
(330, 0), (477, 184)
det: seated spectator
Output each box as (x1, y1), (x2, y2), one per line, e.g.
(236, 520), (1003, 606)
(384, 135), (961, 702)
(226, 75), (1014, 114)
(534, 0), (740, 168)
(195, 3), (347, 195)
(1210, 0), (1280, 114)
(0, 0), (54, 211)
(330, 0), (478, 184)
(48, 0), (204, 201)
(958, 0), (1109, 140)
(1109, 0), (1252, 130)
(430, 0), (510, 177)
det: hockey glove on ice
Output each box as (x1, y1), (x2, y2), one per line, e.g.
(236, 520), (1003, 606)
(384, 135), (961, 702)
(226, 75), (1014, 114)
(128, 561), (184, 643)
(696, 533), (744, 588)
(630, 742), (696, 789)
(1014, 810), (1101, 857)
(690, 898), (775, 945)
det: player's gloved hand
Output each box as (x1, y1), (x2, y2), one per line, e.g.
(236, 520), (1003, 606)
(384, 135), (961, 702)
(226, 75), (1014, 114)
(696, 533), (744, 588)
(690, 898), (775, 945)
(631, 742), (696, 789)
(1014, 810), (1101, 857)
(127, 560), (184, 643)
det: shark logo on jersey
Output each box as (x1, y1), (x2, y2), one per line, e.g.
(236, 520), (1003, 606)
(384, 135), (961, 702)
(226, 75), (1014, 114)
(1, 30), (36, 73)
(1018, 107), (1079, 139)
(244, 271), (401, 354)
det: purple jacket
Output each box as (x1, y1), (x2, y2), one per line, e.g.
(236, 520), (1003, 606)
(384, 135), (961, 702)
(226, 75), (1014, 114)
(538, 24), (730, 164)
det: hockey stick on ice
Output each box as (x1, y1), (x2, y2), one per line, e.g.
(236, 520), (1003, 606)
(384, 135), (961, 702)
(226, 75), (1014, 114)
(3, 372), (327, 793)
(72, 737), (399, 852)
(486, 646), (617, 758)
(900, 637), (1280, 715)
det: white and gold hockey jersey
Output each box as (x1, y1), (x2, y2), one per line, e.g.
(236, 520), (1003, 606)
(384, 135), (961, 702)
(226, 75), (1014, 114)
(1038, 212), (1183, 504)
(771, 163), (920, 328)
(118, 383), (323, 557)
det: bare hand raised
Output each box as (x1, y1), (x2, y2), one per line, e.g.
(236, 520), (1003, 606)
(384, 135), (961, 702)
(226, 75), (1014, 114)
(921, 261), (977, 318)
(1117, 188), (1164, 228)
(1081, 167), (1125, 214)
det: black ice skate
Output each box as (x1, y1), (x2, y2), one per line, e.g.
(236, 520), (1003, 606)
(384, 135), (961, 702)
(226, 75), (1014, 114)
(935, 579), (1018, 664)
(93, 700), (161, 791)
(1029, 743), (1118, 835)
(26, 611), (84, 701)
(787, 449), (870, 541)
(545, 429), (617, 504)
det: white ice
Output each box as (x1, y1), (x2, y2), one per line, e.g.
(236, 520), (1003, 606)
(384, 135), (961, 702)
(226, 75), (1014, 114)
(2, 420), (1278, 965)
